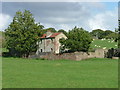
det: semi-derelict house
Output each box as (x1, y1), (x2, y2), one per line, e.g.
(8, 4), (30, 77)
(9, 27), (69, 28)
(36, 30), (67, 54)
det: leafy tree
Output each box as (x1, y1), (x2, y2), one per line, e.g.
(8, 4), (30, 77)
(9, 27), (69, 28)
(118, 19), (120, 48)
(115, 28), (118, 33)
(105, 29), (119, 42)
(1, 31), (6, 48)
(59, 38), (66, 53)
(105, 32), (118, 39)
(58, 29), (67, 36)
(104, 30), (113, 37)
(90, 29), (104, 39)
(40, 29), (47, 35)
(46, 28), (56, 32)
(39, 28), (56, 35)
(60, 27), (92, 52)
(90, 29), (115, 39)
(5, 10), (44, 57)
(114, 28), (119, 42)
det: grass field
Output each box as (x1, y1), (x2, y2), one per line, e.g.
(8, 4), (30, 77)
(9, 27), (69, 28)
(90, 39), (118, 49)
(2, 57), (118, 88)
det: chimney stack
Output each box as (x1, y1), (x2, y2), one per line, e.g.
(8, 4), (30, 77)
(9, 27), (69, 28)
(46, 30), (52, 37)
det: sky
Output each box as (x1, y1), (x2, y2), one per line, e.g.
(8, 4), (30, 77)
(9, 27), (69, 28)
(0, 0), (119, 32)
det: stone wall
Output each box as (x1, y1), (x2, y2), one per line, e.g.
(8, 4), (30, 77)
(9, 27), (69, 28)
(40, 53), (77, 60)
(95, 49), (108, 58)
(34, 49), (108, 61)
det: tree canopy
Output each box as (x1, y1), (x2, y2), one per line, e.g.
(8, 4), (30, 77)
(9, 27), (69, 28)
(5, 10), (44, 57)
(90, 29), (105, 39)
(58, 29), (68, 36)
(90, 29), (116, 39)
(60, 27), (92, 52)
(46, 28), (56, 32)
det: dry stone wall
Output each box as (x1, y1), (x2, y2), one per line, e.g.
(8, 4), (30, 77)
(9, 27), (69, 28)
(34, 49), (108, 61)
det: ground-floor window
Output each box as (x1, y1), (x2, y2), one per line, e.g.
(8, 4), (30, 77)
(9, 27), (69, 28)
(41, 49), (42, 52)
(51, 48), (53, 52)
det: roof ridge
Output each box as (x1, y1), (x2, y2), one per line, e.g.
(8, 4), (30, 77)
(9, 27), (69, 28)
(41, 32), (61, 38)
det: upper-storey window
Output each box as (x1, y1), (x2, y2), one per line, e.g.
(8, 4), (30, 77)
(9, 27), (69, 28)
(51, 38), (54, 43)
(40, 40), (42, 44)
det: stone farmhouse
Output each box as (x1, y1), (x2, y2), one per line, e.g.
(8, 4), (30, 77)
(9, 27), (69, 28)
(36, 30), (67, 55)
(31, 31), (119, 61)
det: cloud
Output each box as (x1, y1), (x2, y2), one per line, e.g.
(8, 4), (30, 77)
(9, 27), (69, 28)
(2, 2), (92, 30)
(118, 2), (120, 19)
(0, 2), (1, 13)
(1, 2), (118, 32)
(88, 7), (118, 31)
(2, 0), (119, 2)
(42, 23), (75, 32)
(0, 13), (12, 31)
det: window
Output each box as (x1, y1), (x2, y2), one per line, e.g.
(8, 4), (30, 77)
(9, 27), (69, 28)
(40, 40), (42, 44)
(51, 48), (53, 52)
(41, 49), (43, 52)
(51, 39), (53, 43)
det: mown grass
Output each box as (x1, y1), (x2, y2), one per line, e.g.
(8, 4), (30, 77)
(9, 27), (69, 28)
(2, 57), (118, 88)
(90, 39), (118, 49)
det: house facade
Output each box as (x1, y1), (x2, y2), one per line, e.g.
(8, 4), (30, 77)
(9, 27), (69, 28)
(36, 31), (67, 54)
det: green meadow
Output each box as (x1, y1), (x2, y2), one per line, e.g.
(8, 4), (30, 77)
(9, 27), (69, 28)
(2, 39), (118, 88)
(2, 57), (118, 88)
(90, 39), (118, 49)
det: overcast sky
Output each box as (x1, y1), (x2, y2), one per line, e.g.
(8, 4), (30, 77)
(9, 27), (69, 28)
(0, 1), (119, 32)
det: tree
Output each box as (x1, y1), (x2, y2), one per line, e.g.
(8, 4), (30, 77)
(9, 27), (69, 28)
(114, 28), (119, 42)
(1, 31), (6, 48)
(46, 28), (56, 32)
(115, 28), (118, 33)
(58, 29), (67, 36)
(104, 30), (113, 37)
(118, 19), (120, 48)
(5, 10), (44, 57)
(104, 29), (119, 42)
(105, 32), (118, 39)
(90, 29), (104, 39)
(60, 27), (92, 52)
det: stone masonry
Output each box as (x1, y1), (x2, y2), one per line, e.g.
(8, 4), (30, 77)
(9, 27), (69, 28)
(34, 49), (108, 61)
(36, 31), (67, 55)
